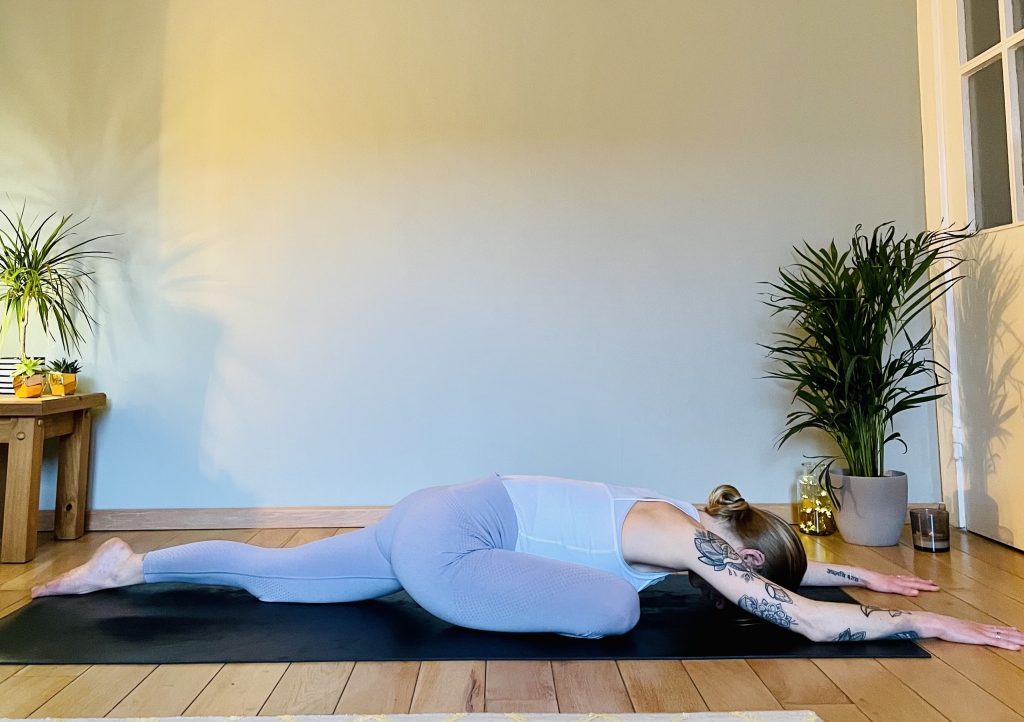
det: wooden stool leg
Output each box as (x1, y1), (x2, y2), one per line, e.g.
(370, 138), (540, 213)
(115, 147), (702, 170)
(1, 417), (44, 562)
(55, 409), (92, 540)
(0, 444), (8, 546)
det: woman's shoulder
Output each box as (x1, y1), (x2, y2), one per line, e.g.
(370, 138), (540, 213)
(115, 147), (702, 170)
(631, 498), (704, 527)
(621, 499), (706, 570)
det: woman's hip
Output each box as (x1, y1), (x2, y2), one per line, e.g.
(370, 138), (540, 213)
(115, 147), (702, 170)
(374, 473), (519, 563)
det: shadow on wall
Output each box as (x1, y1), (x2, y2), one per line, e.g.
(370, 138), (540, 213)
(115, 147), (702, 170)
(0, 2), (234, 508)
(955, 234), (1024, 546)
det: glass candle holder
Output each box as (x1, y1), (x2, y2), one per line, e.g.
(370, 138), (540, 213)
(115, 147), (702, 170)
(910, 505), (950, 552)
(797, 462), (836, 536)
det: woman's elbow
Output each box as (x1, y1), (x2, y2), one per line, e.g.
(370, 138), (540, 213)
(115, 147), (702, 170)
(776, 608), (825, 641)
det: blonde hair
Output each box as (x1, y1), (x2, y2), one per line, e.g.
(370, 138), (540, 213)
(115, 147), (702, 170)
(706, 484), (807, 590)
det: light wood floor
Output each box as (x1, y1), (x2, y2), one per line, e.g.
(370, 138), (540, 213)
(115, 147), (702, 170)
(1, 527), (1023, 721)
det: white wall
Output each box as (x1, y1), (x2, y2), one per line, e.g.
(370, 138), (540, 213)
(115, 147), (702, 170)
(0, 0), (937, 510)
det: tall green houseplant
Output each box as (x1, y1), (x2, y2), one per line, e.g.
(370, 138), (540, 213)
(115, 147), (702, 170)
(761, 222), (973, 508)
(0, 206), (113, 362)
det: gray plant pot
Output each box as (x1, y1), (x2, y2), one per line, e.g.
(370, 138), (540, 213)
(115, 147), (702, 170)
(828, 469), (908, 546)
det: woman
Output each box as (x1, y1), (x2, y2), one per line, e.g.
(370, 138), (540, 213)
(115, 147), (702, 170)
(32, 472), (1023, 649)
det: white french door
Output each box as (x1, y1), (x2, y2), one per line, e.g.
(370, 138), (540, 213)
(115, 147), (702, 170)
(919, 0), (1024, 550)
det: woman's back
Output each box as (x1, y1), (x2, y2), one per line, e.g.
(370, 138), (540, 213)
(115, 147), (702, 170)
(497, 473), (700, 591)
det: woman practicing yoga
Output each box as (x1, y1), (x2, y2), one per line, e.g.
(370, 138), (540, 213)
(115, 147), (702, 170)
(32, 472), (1023, 649)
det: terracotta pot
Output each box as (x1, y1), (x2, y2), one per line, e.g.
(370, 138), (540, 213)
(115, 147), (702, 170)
(48, 372), (77, 396)
(829, 469), (908, 546)
(13, 373), (45, 398)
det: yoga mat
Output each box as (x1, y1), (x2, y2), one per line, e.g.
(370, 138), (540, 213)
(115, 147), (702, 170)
(0, 575), (928, 663)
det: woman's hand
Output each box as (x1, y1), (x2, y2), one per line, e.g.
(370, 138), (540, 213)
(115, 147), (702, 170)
(920, 612), (1023, 650)
(861, 570), (939, 596)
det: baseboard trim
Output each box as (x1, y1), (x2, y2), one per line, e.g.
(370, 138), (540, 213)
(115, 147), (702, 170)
(36, 506), (392, 532)
(35, 502), (939, 532)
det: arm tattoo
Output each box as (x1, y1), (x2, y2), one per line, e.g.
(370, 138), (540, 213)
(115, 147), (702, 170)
(765, 580), (793, 604)
(833, 628), (867, 642)
(737, 595), (798, 629)
(825, 568), (861, 584)
(860, 605), (907, 618)
(693, 531), (796, 605)
(886, 631), (921, 640)
(694, 530), (755, 581)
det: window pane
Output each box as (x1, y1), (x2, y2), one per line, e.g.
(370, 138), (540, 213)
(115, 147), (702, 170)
(964, 0), (1002, 59)
(1014, 0), (1024, 33)
(967, 60), (1012, 229)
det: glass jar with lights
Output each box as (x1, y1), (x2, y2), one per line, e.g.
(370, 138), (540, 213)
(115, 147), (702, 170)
(797, 461), (836, 536)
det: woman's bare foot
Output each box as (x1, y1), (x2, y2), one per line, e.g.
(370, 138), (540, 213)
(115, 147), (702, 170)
(31, 537), (145, 598)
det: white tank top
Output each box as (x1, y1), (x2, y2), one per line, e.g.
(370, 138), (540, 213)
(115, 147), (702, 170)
(497, 474), (701, 592)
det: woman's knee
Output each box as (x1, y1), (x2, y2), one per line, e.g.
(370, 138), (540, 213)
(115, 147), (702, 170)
(611, 589), (642, 634)
(574, 582), (641, 637)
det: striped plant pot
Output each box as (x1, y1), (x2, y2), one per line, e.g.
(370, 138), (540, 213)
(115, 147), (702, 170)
(0, 357), (46, 395)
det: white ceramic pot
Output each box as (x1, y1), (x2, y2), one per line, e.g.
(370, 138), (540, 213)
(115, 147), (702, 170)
(829, 469), (908, 546)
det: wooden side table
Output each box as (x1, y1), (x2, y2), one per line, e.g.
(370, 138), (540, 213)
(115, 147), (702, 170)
(0, 393), (106, 563)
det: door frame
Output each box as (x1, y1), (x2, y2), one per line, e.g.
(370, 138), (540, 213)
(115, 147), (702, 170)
(917, 0), (968, 526)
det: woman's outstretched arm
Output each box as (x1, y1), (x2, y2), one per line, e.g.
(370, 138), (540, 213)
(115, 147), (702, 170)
(801, 560), (939, 596)
(650, 520), (1022, 649)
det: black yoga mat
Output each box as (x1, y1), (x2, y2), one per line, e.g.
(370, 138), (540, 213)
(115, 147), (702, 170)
(0, 575), (928, 663)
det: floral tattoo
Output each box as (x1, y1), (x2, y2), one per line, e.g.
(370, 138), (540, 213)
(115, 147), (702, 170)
(693, 530), (795, 603)
(737, 595), (798, 629)
(833, 628), (867, 642)
(694, 530), (756, 581)
(886, 631), (921, 640)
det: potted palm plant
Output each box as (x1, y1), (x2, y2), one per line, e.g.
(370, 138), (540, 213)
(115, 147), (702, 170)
(761, 222), (973, 546)
(0, 205), (113, 393)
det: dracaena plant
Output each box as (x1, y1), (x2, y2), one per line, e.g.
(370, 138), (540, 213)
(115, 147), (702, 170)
(0, 205), (114, 362)
(760, 222), (973, 506)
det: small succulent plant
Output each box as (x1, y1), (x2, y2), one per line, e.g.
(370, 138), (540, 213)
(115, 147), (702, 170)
(47, 358), (81, 374)
(12, 357), (45, 378)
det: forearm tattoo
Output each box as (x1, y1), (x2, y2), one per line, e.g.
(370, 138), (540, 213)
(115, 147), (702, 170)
(834, 628), (920, 641)
(886, 631), (921, 640)
(738, 595), (798, 629)
(765, 580), (793, 603)
(860, 605), (908, 618)
(825, 568), (860, 584)
(833, 628), (867, 641)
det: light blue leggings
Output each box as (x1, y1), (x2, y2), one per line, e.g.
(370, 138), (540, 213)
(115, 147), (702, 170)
(143, 474), (641, 638)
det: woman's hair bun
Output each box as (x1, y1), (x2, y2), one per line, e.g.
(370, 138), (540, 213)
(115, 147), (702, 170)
(706, 484), (750, 520)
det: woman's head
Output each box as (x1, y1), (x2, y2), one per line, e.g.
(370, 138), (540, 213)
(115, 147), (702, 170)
(705, 484), (807, 590)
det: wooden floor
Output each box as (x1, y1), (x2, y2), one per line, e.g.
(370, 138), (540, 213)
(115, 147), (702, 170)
(1, 527), (1023, 721)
